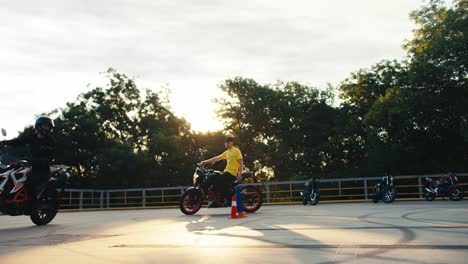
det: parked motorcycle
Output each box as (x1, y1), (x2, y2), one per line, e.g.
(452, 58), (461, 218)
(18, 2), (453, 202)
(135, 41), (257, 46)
(370, 175), (396, 203)
(0, 129), (70, 226)
(179, 163), (263, 215)
(424, 173), (464, 201)
(300, 178), (320, 206)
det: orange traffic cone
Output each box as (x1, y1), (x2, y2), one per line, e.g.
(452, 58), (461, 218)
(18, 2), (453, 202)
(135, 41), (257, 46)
(229, 195), (239, 219)
(229, 195), (247, 219)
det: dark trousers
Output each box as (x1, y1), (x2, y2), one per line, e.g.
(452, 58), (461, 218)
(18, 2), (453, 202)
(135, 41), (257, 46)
(27, 160), (50, 199)
(213, 172), (236, 202)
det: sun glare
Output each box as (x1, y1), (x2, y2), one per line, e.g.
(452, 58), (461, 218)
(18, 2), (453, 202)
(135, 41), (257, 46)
(168, 81), (225, 133)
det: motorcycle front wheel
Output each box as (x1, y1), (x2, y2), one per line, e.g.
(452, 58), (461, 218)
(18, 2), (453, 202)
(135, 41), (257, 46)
(424, 191), (435, 201)
(301, 192), (308, 205)
(369, 191), (379, 203)
(179, 188), (203, 215)
(30, 189), (59, 226)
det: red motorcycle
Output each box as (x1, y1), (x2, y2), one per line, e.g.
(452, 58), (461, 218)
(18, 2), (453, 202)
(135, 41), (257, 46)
(424, 173), (464, 201)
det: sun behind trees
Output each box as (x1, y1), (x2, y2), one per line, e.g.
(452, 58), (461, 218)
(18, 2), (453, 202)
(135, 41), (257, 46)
(9, 0), (468, 188)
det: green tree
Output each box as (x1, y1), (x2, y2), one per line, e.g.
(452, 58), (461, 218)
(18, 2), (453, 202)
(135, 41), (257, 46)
(218, 78), (344, 180)
(338, 0), (468, 175)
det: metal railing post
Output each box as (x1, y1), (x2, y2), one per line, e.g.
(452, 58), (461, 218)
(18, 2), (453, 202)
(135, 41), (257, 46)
(289, 184), (293, 201)
(161, 190), (165, 203)
(100, 192), (104, 208)
(418, 176), (423, 198)
(338, 181), (342, 197)
(364, 179), (368, 200)
(106, 192), (110, 208)
(79, 192), (83, 210)
(142, 190), (146, 208)
(124, 192), (127, 206)
(266, 183), (271, 204)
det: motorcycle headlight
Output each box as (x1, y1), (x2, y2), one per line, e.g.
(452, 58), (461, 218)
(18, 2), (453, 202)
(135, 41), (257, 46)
(193, 173), (199, 185)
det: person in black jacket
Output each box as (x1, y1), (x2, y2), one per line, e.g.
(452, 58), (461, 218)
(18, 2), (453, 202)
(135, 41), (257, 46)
(1, 116), (56, 197)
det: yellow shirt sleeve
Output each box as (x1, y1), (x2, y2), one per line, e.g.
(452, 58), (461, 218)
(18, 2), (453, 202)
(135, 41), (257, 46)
(220, 151), (228, 160)
(235, 148), (243, 160)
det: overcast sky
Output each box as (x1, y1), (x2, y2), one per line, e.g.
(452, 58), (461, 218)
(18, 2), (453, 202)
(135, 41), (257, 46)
(0, 0), (424, 137)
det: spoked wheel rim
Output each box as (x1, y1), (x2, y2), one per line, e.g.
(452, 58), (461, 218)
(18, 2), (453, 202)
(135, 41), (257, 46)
(241, 186), (262, 213)
(383, 190), (394, 202)
(451, 189), (461, 197)
(450, 189), (463, 200)
(36, 207), (54, 220)
(181, 190), (202, 215)
(310, 193), (318, 203)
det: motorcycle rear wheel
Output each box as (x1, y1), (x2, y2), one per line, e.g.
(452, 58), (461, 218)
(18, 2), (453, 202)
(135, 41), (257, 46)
(241, 186), (263, 213)
(449, 188), (464, 201)
(30, 189), (59, 226)
(179, 188), (203, 215)
(383, 189), (396, 203)
(310, 192), (319, 206)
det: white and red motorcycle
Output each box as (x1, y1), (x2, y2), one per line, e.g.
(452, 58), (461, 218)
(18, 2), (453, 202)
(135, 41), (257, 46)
(0, 129), (70, 226)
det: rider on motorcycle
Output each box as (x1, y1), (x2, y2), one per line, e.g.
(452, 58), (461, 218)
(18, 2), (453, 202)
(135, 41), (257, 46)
(201, 137), (244, 206)
(0, 116), (56, 199)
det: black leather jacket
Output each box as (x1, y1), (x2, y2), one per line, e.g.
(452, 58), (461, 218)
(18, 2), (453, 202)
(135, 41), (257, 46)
(2, 133), (55, 164)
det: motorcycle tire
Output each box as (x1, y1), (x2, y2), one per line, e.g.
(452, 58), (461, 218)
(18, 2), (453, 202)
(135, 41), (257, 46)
(30, 189), (59, 226)
(310, 192), (319, 206)
(383, 189), (396, 203)
(370, 193), (379, 203)
(424, 192), (435, 201)
(448, 188), (464, 201)
(240, 185), (263, 213)
(302, 196), (308, 205)
(179, 188), (203, 215)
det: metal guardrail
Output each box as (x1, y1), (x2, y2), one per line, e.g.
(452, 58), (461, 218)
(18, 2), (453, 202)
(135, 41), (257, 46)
(59, 173), (468, 210)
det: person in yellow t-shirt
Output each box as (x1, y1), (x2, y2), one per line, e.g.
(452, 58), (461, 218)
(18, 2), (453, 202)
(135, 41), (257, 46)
(201, 137), (244, 206)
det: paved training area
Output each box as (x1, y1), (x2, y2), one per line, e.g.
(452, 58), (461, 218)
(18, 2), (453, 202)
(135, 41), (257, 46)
(0, 201), (467, 264)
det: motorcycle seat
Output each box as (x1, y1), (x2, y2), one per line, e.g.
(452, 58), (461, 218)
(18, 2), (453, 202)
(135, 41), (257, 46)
(241, 171), (253, 179)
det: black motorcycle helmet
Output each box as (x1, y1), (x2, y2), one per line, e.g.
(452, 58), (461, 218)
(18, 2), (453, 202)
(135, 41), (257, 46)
(35, 115), (54, 136)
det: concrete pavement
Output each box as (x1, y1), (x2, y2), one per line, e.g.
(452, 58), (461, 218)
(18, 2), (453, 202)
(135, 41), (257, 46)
(0, 201), (467, 264)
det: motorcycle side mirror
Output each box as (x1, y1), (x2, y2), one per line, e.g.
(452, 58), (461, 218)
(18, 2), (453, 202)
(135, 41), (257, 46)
(1, 128), (6, 137)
